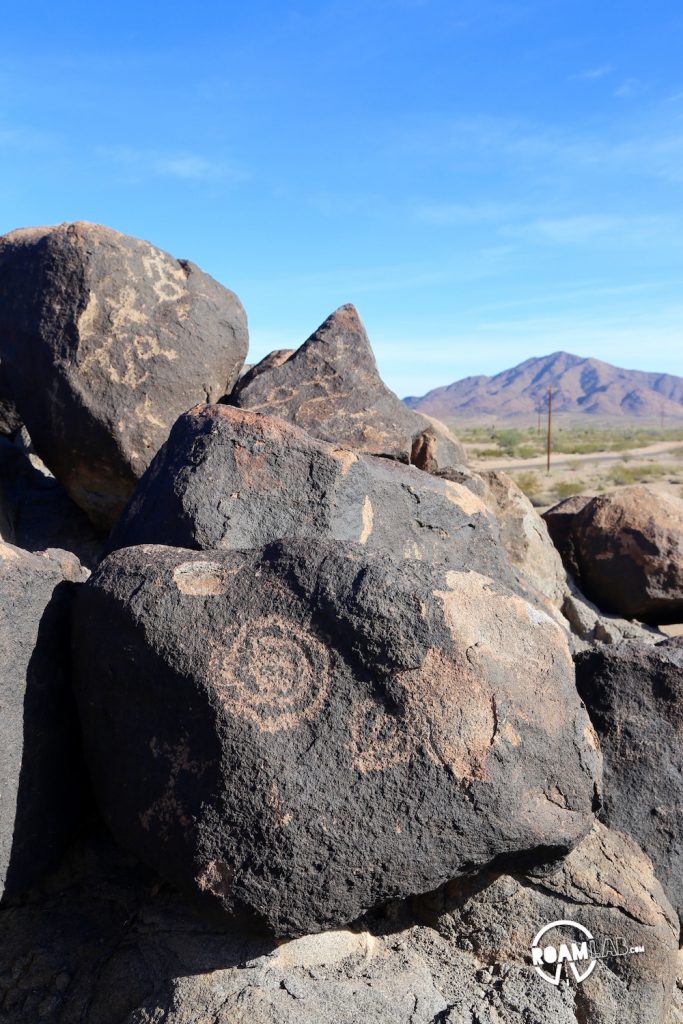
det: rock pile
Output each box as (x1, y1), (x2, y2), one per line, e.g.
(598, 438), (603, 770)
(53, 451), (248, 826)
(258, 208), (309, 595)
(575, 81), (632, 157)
(0, 222), (680, 1023)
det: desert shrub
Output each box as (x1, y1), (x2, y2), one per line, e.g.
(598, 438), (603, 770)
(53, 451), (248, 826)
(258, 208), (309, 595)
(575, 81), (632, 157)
(608, 462), (667, 485)
(554, 480), (587, 500)
(496, 429), (525, 454)
(514, 471), (542, 498)
(471, 448), (503, 459)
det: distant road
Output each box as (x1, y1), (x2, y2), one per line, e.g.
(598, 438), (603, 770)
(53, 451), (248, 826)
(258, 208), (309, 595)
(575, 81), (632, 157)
(471, 439), (682, 473)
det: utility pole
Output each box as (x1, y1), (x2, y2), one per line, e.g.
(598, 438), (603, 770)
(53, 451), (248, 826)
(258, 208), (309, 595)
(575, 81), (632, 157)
(546, 387), (553, 474)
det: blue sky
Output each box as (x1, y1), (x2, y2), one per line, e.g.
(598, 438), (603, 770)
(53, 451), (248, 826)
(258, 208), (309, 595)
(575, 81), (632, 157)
(1, 1), (682, 397)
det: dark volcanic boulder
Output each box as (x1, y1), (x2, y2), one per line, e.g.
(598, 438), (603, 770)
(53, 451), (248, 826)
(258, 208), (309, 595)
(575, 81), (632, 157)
(230, 304), (468, 477)
(569, 485), (683, 624)
(574, 639), (683, 921)
(0, 823), (675, 1024)
(73, 541), (600, 936)
(542, 493), (591, 576)
(0, 222), (248, 528)
(108, 404), (513, 587)
(0, 541), (88, 899)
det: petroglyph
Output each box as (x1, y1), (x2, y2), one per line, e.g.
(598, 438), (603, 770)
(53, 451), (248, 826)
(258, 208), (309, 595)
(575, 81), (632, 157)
(210, 616), (331, 732)
(359, 495), (374, 544)
(139, 734), (206, 839)
(349, 648), (495, 778)
(196, 859), (235, 899)
(173, 561), (225, 596)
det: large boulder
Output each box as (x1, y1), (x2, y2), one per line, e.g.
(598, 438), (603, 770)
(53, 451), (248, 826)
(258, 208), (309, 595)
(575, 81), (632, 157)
(0, 822), (676, 1024)
(73, 541), (601, 937)
(568, 486), (683, 624)
(0, 541), (88, 899)
(107, 404), (513, 587)
(230, 304), (469, 479)
(574, 638), (683, 922)
(0, 222), (248, 529)
(479, 469), (568, 607)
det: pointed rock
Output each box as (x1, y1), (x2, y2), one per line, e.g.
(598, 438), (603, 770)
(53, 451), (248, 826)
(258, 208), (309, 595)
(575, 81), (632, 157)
(230, 304), (468, 477)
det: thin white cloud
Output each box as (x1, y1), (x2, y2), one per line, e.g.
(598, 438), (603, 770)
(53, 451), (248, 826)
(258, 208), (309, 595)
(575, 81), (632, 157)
(505, 214), (625, 244)
(614, 77), (649, 99)
(573, 65), (614, 81)
(390, 112), (683, 186)
(96, 145), (244, 183)
(414, 200), (521, 225)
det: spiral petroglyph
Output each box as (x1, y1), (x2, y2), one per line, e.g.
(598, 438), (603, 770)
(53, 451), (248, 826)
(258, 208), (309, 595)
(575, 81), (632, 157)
(210, 615), (331, 732)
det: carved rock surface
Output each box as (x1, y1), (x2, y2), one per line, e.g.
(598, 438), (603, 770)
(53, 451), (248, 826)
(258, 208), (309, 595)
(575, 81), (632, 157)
(73, 541), (600, 936)
(230, 304), (467, 475)
(0, 222), (248, 528)
(0, 541), (87, 899)
(108, 405), (513, 587)
(569, 485), (683, 624)
(574, 638), (683, 921)
(0, 823), (675, 1024)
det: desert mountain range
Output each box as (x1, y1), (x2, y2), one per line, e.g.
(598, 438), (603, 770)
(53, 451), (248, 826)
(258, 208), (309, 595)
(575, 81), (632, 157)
(404, 351), (683, 420)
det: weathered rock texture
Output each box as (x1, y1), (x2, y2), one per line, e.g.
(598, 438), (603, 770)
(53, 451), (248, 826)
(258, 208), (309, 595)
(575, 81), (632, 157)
(568, 485), (683, 624)
(0, 823), (676, 1024)
(230, 304), (468, 477)
(0, 222), (248, 528)
(574, 638), (683, 922)
(479, 469), (568, 607)
(73, 541), (600, 936)
(0, 541), (88, 899)
(108, 405), (513, 587)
